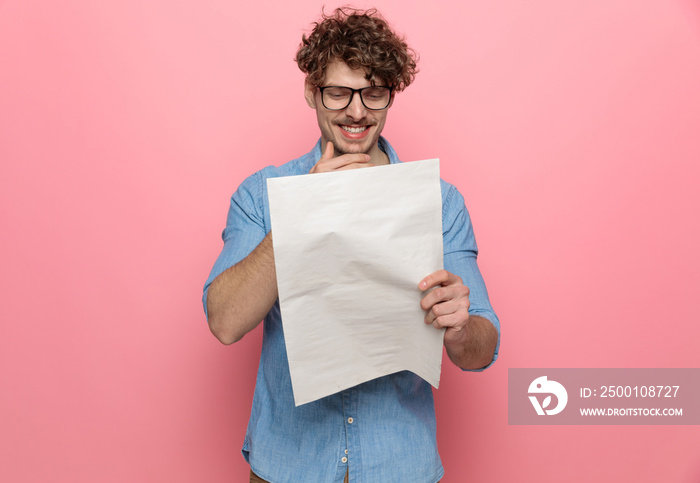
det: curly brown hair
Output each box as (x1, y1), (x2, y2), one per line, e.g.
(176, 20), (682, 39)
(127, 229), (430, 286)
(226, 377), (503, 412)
(295, 7), (418, 92)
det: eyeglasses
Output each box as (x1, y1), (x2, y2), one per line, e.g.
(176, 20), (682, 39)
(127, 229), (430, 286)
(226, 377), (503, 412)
(318, 85), (393, 111)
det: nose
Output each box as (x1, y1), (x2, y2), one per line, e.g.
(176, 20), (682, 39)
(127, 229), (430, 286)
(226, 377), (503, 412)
(344, 91), (367, 120)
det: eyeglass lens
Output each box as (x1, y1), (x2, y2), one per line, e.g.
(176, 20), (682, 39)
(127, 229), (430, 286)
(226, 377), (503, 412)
(321, 86), (391, 110)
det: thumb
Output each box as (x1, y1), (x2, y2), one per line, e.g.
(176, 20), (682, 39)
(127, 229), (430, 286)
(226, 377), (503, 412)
(321, 141), (334, 161)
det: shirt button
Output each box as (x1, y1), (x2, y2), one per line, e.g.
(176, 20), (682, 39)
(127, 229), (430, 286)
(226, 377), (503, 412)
(345, 449), (348, 454)
(347, 417), (354, 424)
(341, 457), (348, 463)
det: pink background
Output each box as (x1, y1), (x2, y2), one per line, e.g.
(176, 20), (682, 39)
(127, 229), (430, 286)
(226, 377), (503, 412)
(1, 0), (699, 481)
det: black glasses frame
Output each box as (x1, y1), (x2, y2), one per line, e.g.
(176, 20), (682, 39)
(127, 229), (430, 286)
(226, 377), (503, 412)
(318, 85), (394, 111)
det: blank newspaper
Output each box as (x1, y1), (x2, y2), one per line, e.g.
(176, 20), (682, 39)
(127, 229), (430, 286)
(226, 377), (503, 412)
(267, 159), (444, 406)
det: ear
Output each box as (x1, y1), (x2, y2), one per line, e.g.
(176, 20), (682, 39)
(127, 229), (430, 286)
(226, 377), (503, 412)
(304, 81), (317, 109)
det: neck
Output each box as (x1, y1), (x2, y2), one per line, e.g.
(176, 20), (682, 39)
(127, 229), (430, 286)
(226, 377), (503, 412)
(367, 143), (389, 166)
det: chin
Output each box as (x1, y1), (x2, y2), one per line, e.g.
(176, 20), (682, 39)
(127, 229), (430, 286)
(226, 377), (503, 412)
(332, 143), (363, 156)
(344, 145), (369, 155)
(336, 139), (374, 155)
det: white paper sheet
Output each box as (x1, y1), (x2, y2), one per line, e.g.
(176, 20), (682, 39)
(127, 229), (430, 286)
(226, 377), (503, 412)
(267, 159), (444, 406)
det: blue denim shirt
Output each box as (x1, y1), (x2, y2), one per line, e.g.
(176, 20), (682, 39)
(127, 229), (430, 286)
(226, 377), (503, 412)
(203, 137), (500, 483)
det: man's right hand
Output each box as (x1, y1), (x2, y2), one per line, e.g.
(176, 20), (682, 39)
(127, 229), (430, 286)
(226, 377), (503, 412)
(309, 142), (372, 173)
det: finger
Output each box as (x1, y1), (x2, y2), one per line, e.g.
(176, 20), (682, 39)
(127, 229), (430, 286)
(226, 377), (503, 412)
(321, 141), (334, 161)
(336, 161), (373, 170)
(333, 153), (371, 168)
(419, 269), (462, 291)
(319, 154), (371, 171)
(311, 150), (371, 173)
(420, 284), (469, 311)
(424, 296), (469, 325)
(429, 311), (469, 332)
(426, 298), (461, 321)
(309, 142), (337, 174)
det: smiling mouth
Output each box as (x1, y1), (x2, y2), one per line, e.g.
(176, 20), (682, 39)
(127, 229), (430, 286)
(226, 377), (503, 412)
(340, 125), (368, 134)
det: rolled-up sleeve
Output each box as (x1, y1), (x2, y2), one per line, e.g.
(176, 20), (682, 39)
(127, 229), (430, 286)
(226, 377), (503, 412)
(202, 171), (267, 320)
(441, 183), (500, 370)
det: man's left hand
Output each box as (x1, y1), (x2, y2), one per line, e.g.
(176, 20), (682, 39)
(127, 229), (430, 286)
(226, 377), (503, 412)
(419, 269), (498, 370)
(419, 269), (470, 346)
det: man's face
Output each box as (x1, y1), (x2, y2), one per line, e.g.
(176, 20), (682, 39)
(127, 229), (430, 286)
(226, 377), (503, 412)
(304, 60), (393, 158)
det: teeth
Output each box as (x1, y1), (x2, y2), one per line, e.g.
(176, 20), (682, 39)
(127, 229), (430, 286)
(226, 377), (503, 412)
(341, 125), (367, 134)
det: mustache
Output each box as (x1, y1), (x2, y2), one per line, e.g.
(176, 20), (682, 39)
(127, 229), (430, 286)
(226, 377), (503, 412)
(333, 119), (377, 126)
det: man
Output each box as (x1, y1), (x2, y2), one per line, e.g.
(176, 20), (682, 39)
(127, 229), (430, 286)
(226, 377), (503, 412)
(203, 8), (500, 483)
